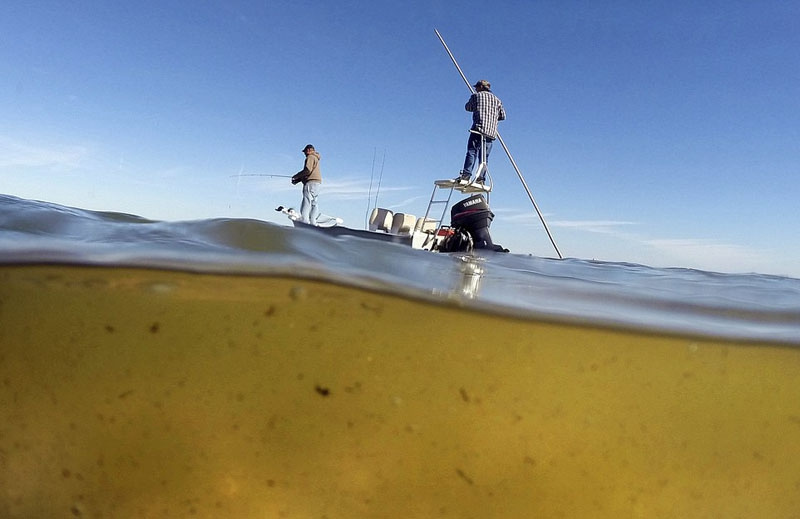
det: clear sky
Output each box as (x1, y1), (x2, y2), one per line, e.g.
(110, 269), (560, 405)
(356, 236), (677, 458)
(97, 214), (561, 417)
(2, 1), (799, 277)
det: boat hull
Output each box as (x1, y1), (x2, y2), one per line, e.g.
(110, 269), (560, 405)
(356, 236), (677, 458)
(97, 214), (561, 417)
(292, 220), (413, 247)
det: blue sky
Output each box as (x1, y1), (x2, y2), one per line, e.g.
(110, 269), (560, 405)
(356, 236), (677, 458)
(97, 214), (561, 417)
(2, 1), (799, 277)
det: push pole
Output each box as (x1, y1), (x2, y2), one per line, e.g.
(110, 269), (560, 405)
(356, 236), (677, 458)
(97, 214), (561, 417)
(434, 29), (563, 259)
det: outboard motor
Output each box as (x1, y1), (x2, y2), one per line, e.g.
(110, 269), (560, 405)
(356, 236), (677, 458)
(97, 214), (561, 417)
(449, 194), (507, 252)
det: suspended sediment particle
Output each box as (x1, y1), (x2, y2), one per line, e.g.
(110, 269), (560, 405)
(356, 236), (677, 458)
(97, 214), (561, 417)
(455, 468), (474, 485)
(289, 286), (307, 301)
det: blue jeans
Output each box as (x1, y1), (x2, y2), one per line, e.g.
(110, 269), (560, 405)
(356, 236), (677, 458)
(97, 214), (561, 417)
(462, 132), (494, 178)
(300, 181), (321, 224)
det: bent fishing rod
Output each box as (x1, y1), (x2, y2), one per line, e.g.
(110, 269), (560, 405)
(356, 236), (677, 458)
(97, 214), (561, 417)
(434, 28), (563, 259)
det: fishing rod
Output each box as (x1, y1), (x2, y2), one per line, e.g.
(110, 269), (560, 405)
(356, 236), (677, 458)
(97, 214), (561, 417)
(365, 148), (377, 229)
(228, 173), (293, 178)
(363, 148), (388, 229)
(434, 28), (563, 259)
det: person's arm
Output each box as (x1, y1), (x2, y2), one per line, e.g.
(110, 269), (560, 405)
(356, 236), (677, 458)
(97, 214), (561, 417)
(465, 93), (477, 112)
(291, 170), (306, 184)
(305, 154), (318, 172)
(498, 102), (506, 121)
(300, 156), (311, 174)
(292, 156), (315, 184)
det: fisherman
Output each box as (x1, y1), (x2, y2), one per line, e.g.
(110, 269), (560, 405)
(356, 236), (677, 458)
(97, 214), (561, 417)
(456, 79), (506, 184)
(291, 144), (322, 225)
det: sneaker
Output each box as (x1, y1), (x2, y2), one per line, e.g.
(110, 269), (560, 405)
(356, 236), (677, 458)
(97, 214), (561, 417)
(455, 171), (471, 183)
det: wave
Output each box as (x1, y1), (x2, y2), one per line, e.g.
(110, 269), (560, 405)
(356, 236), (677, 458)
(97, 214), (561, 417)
(1, 193), (799, 344)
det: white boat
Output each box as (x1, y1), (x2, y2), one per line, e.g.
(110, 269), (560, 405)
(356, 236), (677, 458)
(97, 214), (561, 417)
(273, 28), (563, 259)
(277, 177), (507, 253)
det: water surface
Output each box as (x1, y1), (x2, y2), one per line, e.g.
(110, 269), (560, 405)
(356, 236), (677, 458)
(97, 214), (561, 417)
(2, 193), (799, 344)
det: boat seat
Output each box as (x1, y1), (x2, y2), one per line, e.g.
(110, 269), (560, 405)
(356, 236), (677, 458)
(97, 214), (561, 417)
(415, 217), (438, 234)
(390, 213), (417, 236)
(368, 207), (394, 232)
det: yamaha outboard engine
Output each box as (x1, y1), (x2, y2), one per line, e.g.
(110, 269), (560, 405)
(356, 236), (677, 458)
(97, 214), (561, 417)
(449, 194), (507, 252)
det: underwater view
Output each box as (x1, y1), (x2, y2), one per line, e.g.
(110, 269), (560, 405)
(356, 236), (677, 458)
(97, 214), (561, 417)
(2, 193), (800, 518)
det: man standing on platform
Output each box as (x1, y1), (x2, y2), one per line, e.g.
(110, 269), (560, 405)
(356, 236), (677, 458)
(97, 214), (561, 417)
(457, 79), (506, 184)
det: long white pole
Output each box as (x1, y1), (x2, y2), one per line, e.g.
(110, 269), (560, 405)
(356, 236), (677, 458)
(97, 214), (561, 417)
(434, 29), (563, 259)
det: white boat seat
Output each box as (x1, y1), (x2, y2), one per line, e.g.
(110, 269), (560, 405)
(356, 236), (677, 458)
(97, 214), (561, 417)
(368, 207), (394, 232)
(415, 217), (438, 234)
(390, 213), (417, 236)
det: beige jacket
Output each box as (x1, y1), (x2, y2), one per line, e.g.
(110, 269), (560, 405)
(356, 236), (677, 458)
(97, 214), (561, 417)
(296, 151), (321, 184)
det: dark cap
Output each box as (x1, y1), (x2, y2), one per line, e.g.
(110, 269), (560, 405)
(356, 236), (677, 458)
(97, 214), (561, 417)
(473, 79), (491, 90)
(302, 144), (315, 152)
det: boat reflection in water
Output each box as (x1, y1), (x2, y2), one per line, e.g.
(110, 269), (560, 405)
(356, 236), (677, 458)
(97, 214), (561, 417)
(451, 254), (485, 300)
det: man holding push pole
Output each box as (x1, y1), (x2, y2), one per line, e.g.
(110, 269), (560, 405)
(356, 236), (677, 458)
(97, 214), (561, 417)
(457, 79), (506, 185)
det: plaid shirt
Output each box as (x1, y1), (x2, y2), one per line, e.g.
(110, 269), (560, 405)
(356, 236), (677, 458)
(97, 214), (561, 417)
(465, 90), (506, 139)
